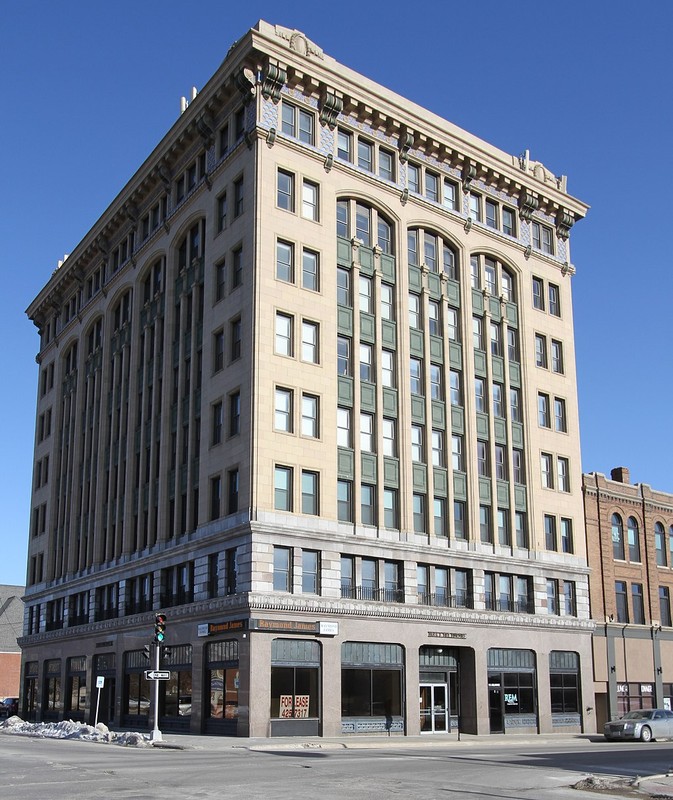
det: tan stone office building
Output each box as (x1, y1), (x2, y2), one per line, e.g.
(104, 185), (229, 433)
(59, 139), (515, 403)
(584, 468), (673, 729)
(21, 21), (592, 737)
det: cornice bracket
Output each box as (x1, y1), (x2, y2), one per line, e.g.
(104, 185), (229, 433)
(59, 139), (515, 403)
(519, 190), (539, 221)
(319, 87), (343, 129)
(261, 61), (287, 102)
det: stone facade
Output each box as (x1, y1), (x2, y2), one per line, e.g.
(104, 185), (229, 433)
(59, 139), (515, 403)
(20, 21), (591, 737)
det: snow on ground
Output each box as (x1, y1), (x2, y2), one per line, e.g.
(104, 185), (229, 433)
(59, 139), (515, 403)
(0, 716), (151, 746)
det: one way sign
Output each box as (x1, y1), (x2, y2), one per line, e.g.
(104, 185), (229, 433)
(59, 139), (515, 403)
(144, 670), (171, 681)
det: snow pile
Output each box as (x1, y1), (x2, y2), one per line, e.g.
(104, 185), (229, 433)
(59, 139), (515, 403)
(0, 716), (151, 747)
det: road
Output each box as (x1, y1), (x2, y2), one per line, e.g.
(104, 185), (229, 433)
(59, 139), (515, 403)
(2, 734), (673, 799)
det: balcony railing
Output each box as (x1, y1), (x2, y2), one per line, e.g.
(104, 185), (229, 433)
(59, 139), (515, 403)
(341, 584), (404, 603)
(417, 592), (474, 609)
(485, 594), (535, 614)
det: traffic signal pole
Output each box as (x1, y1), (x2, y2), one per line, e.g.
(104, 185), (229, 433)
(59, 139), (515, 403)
(149, 640), (162, 743)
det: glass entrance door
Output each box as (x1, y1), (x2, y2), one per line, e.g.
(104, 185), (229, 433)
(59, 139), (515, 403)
(420, 684), (449, 733)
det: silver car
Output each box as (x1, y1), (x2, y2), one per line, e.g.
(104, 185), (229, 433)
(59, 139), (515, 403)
(604, 709), (673, 742)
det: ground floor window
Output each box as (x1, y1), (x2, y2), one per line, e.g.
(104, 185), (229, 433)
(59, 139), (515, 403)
(341, 642), (404, 732)
(487, 648), (537, 733)
(123, 650), (151, 720)
(43, 659), (62, 716)
(617, 682), (654, 715)
(549, 651), (580, 714)
(160, 645), (193, 722)
(66, 656), (87, 716)
(270, 639), (320, 720)
(206, 639), (239, 724)
(23, 661), (38, 721)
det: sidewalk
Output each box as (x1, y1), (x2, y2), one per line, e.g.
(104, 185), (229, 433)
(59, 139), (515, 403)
(152, 731), (673, 797)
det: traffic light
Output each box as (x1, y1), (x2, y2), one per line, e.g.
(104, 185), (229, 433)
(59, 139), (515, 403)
(154, 612), (167, 643)
(143, 644), (151, 661)
(162, 645), (172, 660)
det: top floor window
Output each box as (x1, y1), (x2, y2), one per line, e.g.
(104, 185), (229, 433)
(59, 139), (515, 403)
(612, 514), (625, 560)
(532, 221), (554, 254)
(281, 100), (314, 145)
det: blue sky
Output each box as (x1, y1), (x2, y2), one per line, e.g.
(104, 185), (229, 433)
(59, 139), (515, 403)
(1, 0), (671, 587)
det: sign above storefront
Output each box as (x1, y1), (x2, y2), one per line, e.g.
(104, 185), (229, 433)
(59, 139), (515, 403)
(198, 619), (248, 637)
(428, 631), (467, 639)
(318, 621), (339, 636)
(250, 618), (318, 634)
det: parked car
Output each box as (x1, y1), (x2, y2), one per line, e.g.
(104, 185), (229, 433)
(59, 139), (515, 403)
(0, 697), (18, 718)
(604, 709), (673, 742)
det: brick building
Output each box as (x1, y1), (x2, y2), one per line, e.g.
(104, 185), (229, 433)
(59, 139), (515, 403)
(0, 585), (25, 698)
(584, 468), (673, 727)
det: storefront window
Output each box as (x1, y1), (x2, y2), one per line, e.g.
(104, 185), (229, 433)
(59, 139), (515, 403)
(270, 639), (320, 721)
(66, 656), (87, 715)
(341, 642), (404, 725)
(549, 651), (580, 714)
(44, 659), (62, 715)
(205, 640), (239, 734)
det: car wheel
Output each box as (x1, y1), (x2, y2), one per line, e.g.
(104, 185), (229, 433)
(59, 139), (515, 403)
(640, 726), (653, 743)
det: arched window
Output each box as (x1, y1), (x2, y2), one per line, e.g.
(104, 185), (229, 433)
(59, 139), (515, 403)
(177, 220), (205, 270)
(470, 254), (516, 302)
(627, 517), (640, 562)
(86, 319), (103, 356)
(407, 227), (457, 280)
(612, 514), (624, 560)
(142, 259), (164, 304)
(63, 342), (78, 376)
(655, 522), (667, 566)
(336, 199), (394, 254)
(112, 291), (132, 332)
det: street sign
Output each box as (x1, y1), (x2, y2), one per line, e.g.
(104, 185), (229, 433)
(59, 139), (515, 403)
(96, 675), (105, 688)
(144, 670), (171, 681)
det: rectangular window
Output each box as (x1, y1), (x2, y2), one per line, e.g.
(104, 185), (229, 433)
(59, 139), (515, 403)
(411, 424), (424, 463)
(548, 283), (561, 316)
(507, 328), (518, 361)
(301, 320), (319, 363)
(541, 452), (554, 489)
(274, 388), (293, 432)
(408, 294), (421, 329)
(229, 391), (240, 436)
(217, 191), (227, 232)
(233, 177), (244, 217)
(381, 350), (395, 388)
(450, 370), (461, 406)
(302, 249), (319, 292)
(477, 441), (489, 477)
(383, 488), (398, 529)
(380, 283), (394, 321)
(359, 275), (373, 314)
(557, 457), (570, 492)
(485, 199), (498, 229)
(489, 321), (501, 356)
(443, 179), (458, 210)
(502, 207), (515, 236)
(275, 313), (293, 356)
(564, 581), (576, 616)
(337, 407), (351, 448)
(538, 393), (550, 428)
(338, 480), (352, 522)
(510, 388), (521, 423)
(431, 430), (444, 467)
(360, 412), (375, 453)
(281, 100), (314, 144)
(277, 169), (294, 212)
(301, 180), (319, 220)
(227, 469), (239, 514)
(274, 466), (292, 511)
(447, 307), (459, 342)
(551, 339), (564, 374)
(434, 498), (446, 537)
(408, 163), (420, 193)
(410, 358), (423, 395)
(532, 276), (544, 310)
(413, 494), (426, 533)
(480, 506), (492, 543)
(532, 221), (554, 254)
(337, 129), (352, 161)
(469, 193), (481, 221)
(472, 316), (484, 350)
(337, 267), (351, 307)
(301, 394), (319, 438)
(475, 377), (486, 413)
(273, 546), (291, 592)
(497, 508), (510, 545)
(210, 475), (221, 521)
(660, 587), (672, 627)
(301, 471), (319, 515)
(337, 336), (351, 376)
(547, 579), (559, 615)
(428, 300), (440, 336)
(451, 434), (463, 472)
(554, 397), (567, 432)
(382, 418), (396, 457)
(561, 517), (574, 553)
(545, 514), (557, 550)
(357, 139), (373, 171)
(359, 342), (373, 381)
(632, 583), (645, 624)
(454, 501), (466, 540)
(230, 318), (241, 361)
(430, 364), (442, 400)
(615, 580), (628, 622)
(361, 484), (375, 525)
(379, 148), (394, 181)
(425, 172), (439, 202)
(492, 383), (504, 418)
(215, 260), (226, 301)
(495, 444), (507, 480)
(276, 240), (294, 283)
(515, 511), (528, 548)
(213, 330), (224, 372)
(232, 247), (242, 288)
(535, 334), (548, 368)
(212, 401), (223, 445)
(302, 551), (319, 594)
